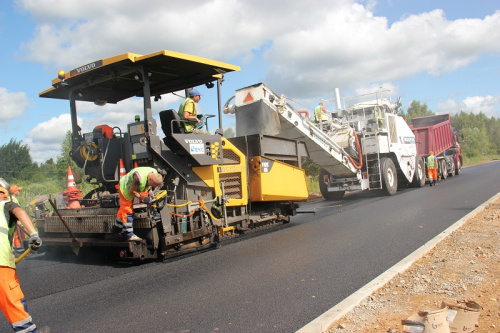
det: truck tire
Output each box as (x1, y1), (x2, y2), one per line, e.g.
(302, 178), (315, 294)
(411, 157), (425, 187)
(455, 159), (461, 175)
(319, 169), (345, 201)
(381, 157), (398, 195)
(440, 159), (447, 180)
(448, 159), (455, 177)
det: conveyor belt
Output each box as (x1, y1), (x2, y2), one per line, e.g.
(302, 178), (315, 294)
(234, 83), (359, 178)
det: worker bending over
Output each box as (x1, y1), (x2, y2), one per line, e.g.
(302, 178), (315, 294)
(113, 167), (163, 241)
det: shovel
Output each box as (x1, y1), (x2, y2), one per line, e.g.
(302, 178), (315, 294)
(15, 248), (31, 264)
(48, 199), (81, 255)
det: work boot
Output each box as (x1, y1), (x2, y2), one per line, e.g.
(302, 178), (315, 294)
(38, 326), (50, 333)
(126, 234), (142, 242)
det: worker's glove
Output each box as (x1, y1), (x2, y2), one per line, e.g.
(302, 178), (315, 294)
(29, 233), (42, 251)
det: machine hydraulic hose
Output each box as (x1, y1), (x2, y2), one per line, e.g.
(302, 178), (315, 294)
(347, 131), (363, 170)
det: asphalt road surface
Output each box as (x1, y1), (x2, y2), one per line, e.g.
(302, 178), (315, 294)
(3, 161), (500, 333)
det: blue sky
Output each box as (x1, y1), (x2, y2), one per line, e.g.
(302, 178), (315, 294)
(1, 0), (499, 163)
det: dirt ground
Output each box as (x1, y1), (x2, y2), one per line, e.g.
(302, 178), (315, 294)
(327, 195), (500, 333)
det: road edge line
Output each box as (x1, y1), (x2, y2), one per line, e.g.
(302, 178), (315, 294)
(296, 191), (500, 333)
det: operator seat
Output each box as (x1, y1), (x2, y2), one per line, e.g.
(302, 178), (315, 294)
(159, 109), (187, 155)
(160, 109), (185, 135)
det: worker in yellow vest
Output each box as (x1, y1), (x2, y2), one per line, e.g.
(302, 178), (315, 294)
(113, 167), (163, 241)
(314, 102), (328, 123)
(0, 186), (49, 333)
(427, 151), (438, 186)
(178, 89), (208, 134)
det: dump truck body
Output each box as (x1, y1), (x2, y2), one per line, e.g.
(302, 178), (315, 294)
(410, 114), (463, 180)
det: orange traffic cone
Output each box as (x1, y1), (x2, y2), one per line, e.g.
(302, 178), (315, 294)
(134, 161), (138, 168)
(13, 229), (22, 250)
(63, 166), (83, 209)
(119, 159), (127, 179)
(116, 159), (127, 190)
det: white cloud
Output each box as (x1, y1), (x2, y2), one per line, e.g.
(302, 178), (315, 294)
(266, 8), (500, 97)
(16, 1), (500, 98)
(437, 95), (500, 116)
(24, 93), (186, 163)
(12, 0), (500, 160)
(0, 87), (30, 123)
(24, 113), (71, 163)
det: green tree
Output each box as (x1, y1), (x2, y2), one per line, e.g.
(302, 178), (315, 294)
(461, 126), (491, 158)
(56, 131), (80, 180)
(302, 158), (320, 176)
(452, 111), (500, 157)
(399, 100), (435, 124)
(223, 127), (235, 138)
(0, 139), (35, 182)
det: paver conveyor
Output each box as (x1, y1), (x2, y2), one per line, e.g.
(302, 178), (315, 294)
(230, 83), (361, 179)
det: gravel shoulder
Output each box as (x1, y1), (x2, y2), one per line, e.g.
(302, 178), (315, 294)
(326, 193), (500, 333)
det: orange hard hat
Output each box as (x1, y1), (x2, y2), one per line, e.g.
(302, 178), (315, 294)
(429, 151), (433, 155)
(10, 185), (22, 194)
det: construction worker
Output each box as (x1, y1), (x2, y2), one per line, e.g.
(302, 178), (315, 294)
(0, 186), (48, 333)
(373, 106), (385, 127)
(113, 167), (163, 241)
(9, 186), (24, 254)
(9, 186), (22, 205)
(427, 151), (438, 186)
(178, 89), (208, 134)
(314, 102), (329, 123)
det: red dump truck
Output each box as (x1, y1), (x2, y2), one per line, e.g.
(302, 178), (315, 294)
(410, 114), (463, 182)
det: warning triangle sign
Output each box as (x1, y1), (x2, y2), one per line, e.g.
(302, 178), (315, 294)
(243, 92), (254, 103)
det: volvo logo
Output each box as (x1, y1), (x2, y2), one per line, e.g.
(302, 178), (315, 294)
(69, 60), (103, 77)
(184, 139), (203, 144)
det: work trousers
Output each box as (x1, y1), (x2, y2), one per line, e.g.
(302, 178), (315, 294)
(0, 267), (37, 332)
(428, 168), (438, 182)
(115, 190), (135, 238)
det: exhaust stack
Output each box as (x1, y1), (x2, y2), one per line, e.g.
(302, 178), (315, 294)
(334, 88), (342, 117)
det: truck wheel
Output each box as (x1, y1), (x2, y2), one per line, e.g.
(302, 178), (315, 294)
(319, 169), (345, 201)
(455, 159), (461, 175)
(411, 157), (425, 187)
(381, 157), (398, 195)
(448, 160), (455, 177)
(440, 160), (447, 180)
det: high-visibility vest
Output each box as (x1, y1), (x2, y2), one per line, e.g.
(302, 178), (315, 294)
(427, 155), (437, 169)
(119, 167), (157, 201)
(178, 98), (197, 132)
(314, 105), (325, 122)
(0, 201), (16, 268)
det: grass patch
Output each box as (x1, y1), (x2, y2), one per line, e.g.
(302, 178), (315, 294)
(463, 154), (500, 166)
(307, 175), (319, 195)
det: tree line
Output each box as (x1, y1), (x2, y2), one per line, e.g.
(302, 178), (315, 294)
(1, 101), (499, 207)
